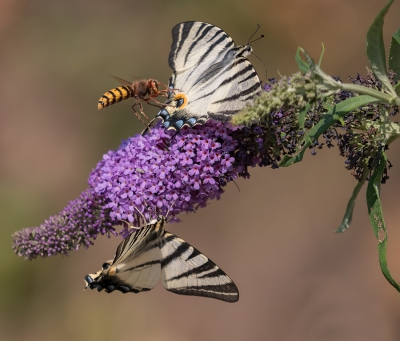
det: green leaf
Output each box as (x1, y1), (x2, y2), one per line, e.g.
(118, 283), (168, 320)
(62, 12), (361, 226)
(395, 82), (400, 95)
(335, 175), (367, 233)
(279, 145), (307, 167)
(366, 152), (400, 292)
(366, 0), (396, 96)
(298, 102), (310, 129)
(378, 240), (400, 292)
(279, 95), (381, 167)
(366, 153), (386, 240)
(389, 28), (400, 81)
(318, 43), (325, 67)
(295, 47), (310, 73)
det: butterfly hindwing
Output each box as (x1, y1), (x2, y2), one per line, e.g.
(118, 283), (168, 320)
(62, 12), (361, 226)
(85, 216), (239, 302)
(112, 242), (162, 293)
(160, 232), (239, 303)
(84, 220), (164, 294)
(84, 246), (162, 294)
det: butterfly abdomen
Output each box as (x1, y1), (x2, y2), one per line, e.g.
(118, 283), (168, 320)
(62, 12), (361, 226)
(98, 86), (134, 110)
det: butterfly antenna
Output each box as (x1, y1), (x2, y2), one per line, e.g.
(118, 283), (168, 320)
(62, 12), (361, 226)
(248, 34), (265, 45)
(252, 51), (268, 80)
(247, 24), (261, 44)
(133, 206), (147, 225)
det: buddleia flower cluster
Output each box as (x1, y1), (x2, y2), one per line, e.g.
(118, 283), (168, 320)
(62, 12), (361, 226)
(13, 121), (260, 259)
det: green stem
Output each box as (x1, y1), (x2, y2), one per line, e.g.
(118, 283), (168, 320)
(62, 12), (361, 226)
(339, 83), (400, 105)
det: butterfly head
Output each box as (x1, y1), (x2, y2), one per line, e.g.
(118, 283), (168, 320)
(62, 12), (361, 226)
(84, 260), (114, 291)
(237, 44), (254, 58)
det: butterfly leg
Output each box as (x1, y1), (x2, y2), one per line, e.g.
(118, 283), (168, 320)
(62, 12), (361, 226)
(140, 117), (156, 136)
(132, 206), (148, 225)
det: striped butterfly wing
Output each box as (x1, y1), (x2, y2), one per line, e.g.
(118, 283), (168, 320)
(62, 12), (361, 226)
(168, 21), (235, 73)
(85, 220), (164, 294)
(160, 232), (239, 303)
(102, 246), (162, 293)
(85, 217), (239, 302)
(157, 21), (262, 131)
(206, 57), (262, 121)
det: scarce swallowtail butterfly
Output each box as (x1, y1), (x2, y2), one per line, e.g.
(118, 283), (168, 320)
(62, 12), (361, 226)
(157, 21), (263, 131)
(84, 215), (239, 303)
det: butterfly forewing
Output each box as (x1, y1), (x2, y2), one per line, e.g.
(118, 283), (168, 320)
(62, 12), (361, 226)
(160, 232), (239, 303)
(169, 22), (235, 72)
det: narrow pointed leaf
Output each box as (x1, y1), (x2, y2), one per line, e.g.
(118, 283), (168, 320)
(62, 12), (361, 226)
(367, 153), (386, 240)
(279, 146), (307, 167)
(366, 0), (396, 96)
(295, 46), (310, 73)
(366, 152), (400, 292)
(389, 28), (400, 81)
(335, 175), (366, 233)
(378, 240), (400, 292)
(395, 83), (400, 95)
(298, 102), (310, 129)
(318, 43), (325, 67)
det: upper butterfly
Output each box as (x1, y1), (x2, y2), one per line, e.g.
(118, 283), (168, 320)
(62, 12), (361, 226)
(157, 21), (263, 131)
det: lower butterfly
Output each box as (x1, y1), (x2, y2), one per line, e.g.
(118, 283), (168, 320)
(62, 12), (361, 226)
(98, 77), (171, 125)
(84, 215), (239, 303)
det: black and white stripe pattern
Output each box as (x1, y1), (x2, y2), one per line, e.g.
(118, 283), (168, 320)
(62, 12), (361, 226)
(157, 21), (262, 131)
(84, 216), (239, 302)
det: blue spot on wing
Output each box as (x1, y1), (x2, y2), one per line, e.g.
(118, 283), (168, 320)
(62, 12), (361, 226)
(187, 117), (197, 126)
(157, 109), (170, 120)
(175, 120), (184, 128)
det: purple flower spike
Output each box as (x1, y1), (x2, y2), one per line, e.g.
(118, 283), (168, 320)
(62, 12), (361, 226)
(13, 120), (265, 259)
(12, 189), (116, 260)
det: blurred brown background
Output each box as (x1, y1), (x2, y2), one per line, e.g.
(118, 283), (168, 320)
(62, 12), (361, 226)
(1, 0), (400, 340)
